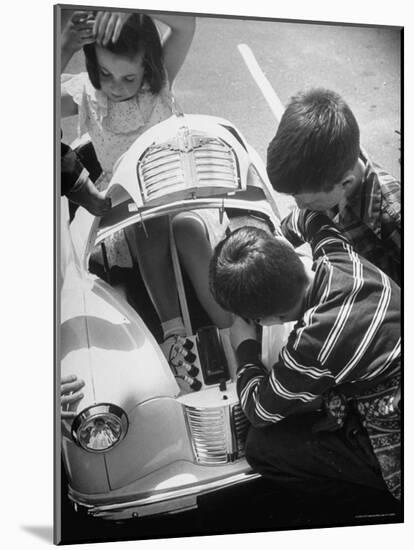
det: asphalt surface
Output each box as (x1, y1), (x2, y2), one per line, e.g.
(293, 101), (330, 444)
(59, 13), (402, 544)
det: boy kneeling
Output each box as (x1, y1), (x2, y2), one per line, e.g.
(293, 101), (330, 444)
(209, 209), (401, 501)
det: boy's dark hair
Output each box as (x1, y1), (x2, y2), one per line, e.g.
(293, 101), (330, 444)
(267, 88), (360, 194)
(209, 227), (308, 319)
(84, 13), (165, 94)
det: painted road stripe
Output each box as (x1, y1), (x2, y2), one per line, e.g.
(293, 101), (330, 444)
(238, 43), (285, 123)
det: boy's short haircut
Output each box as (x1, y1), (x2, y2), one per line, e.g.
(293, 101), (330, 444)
(209, 227), (308, 320)
(84, 13), (165, 94)
(267, 88), (360, 195)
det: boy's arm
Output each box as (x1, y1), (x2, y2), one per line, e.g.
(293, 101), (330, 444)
(61, 143), (111, 216)
(279, 209), (307, 248)
(230, 317), (327, 427)
(61, 142), (85, 196)
(232, 229), (399, 427)
(282, 208), (351, 260)
(235, 338), (328, 428)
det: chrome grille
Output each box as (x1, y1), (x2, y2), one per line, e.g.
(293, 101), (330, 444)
(194, 140), (238, 185)
(138, 146), (184, 202)
(137, 136), (240, 204)
(185, 403), (249, 465)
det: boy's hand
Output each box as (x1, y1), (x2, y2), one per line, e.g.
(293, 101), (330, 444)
(230, 316), (258, 350)
(82, 192), (111, 217)
(67, 177), (112, 216)
(79, 187), (111, 217)
(61, 375), (85, 420)
(94, 11), (131, 45)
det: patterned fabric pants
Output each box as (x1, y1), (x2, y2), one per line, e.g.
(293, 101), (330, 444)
(353, 376), (401, 499)
(245, 376), (401, 501)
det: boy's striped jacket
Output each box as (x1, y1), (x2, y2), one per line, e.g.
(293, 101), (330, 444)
(236, 209), (401, 428)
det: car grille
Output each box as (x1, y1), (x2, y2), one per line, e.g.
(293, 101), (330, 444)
(185, 402), (249, 465)
(137, 136), (240, 204)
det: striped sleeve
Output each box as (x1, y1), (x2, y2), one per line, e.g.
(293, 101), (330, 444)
(235, 240), (400, 427)
(281, 209), (351, 259)
(236, 336), (335, 428)
(279, 209), (307, 248)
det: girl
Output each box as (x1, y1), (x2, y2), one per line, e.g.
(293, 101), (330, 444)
(61, 11), (231, 349)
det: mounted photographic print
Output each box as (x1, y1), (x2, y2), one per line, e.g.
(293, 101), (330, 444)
(55, 3), (402, 545)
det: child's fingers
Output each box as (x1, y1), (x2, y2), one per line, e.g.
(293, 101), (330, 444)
(70, 19), (94, 41)
(61, 378), (85, 395)
(70, 10), (91, 24)
(61, 374), (77, 384)
(92, 10), (103, 36)
(82, 20), (95, 33)
(102, 14), (117, 45)
(112, 14), (128, 43)
(95, 11), (111, 44)
(113, 18), (123, 43)
(61, 410), (78, 420)
(61, 390), (84, 407)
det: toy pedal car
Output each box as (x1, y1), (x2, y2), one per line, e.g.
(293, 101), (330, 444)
(60, 113), (290, 521)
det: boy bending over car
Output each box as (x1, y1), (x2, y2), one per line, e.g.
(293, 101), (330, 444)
(267, 88), (401, 285)
(209, 208), (401, 501)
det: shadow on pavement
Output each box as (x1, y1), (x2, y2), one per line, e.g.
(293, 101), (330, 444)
(58, 476), (402, 546)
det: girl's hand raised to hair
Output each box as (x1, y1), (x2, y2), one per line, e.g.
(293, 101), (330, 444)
(93, 11), (131, 46)
(61, 11), (95, 53)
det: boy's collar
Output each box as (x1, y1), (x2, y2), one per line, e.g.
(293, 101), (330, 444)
(342, 158), (366, 206)
(333, 150), (382, 236)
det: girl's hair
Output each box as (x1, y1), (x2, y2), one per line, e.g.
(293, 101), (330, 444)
(267, 88), (360, 194)
(209, 227), (308, 320)
(83, 13), (165, 94)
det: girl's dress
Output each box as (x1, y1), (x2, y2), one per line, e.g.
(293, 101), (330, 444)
(61, 72), (228, 267)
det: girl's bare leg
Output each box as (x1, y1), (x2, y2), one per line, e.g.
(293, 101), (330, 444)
(126, 217), (180, 324)
(172, 213), (232, 328)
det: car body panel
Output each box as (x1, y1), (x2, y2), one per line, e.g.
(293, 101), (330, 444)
(62, 437), (110, 494)
(105, 398), (193, 490)
(69, 462), (260, 520)
(60, 114), (290, 519)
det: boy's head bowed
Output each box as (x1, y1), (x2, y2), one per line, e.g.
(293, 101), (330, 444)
(267, 88), (360, 196)
(209, 227), (308, 322)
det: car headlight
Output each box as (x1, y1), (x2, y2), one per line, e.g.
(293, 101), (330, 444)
(71, 404), (128, 453)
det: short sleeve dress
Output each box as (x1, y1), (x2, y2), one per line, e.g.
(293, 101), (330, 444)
(61, 72), (228, 267)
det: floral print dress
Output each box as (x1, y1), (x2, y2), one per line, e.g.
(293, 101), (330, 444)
(61, 72), (227, 267)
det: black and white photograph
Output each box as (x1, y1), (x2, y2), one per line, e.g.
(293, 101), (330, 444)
(56, 2), (403, 545)
(4, 1), (409, 548)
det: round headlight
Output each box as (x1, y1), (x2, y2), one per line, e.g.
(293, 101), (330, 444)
(72, 404), (128, 453)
